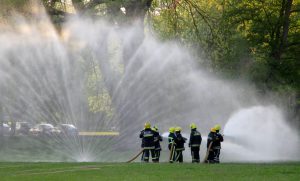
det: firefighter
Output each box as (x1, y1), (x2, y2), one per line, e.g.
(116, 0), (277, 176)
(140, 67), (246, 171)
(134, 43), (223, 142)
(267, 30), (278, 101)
(205, 127), (217, 163)
(189, 123), (202, 163)
(139, 122), (156, 162)
(174, 127), (187, 163)
(213, 124), (224, 163)
(168, 127), (176, 163)
(152, 126), (162, 162)
(10, 121), (16, 136)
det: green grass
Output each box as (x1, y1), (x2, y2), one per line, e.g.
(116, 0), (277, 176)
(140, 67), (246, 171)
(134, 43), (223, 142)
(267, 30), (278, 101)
(0, 162), (300, 181)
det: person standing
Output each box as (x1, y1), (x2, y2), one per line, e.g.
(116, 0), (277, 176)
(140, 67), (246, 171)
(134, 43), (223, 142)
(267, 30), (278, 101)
(0, 121), (3, 137)
(168, 127), (176, 163)
(205, 127), (216, 163)
(139, 122), (156, 162)
(10, 121), (16, 136)
(189, 123), (202, 163)
(213, 124), (224, 163)
(174, 127), (186, 163)
(152, 126), (162, 162)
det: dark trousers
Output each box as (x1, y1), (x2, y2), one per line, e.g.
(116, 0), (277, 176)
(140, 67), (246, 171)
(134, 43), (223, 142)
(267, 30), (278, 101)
(213, 149), (221, 163)
(207, 150), (215, 163)
(141, 149), (155, 162)
(191, 147), (200, 163)
(154, 149), (161, 162)
(175, 150), (183, 163)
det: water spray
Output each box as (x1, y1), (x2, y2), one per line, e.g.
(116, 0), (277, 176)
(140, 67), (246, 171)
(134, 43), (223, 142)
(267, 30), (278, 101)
(0, 7), (299, 163)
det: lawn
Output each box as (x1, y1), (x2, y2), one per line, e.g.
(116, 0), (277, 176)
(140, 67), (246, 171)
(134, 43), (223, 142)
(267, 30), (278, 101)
(0, 162), (299, 181)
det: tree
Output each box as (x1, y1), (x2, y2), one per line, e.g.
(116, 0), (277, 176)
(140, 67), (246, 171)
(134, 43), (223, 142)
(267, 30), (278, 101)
(225, 0), (299, 115)
(42, 0), (157, 134)
(149, 0), (250, 77)
(149, 0), (299, 120)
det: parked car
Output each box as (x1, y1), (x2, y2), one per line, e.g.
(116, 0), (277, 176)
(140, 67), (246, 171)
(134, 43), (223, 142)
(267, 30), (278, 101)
(60, 124), (78, 136)
(29, 126), (41, 136)
(30, 123), (54, 136)
(0, 123), (11, 136)
(51, 127), (62, 136)
(17, 122), (31, 135)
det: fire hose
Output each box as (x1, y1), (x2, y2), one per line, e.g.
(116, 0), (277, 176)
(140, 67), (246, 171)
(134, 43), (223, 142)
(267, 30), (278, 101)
(203, 141), (213, 163)
(169, 141), (175, 162)
(126, 149), (144, 163)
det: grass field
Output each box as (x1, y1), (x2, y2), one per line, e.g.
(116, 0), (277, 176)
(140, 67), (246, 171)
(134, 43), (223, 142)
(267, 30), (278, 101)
(0, 162), (299, 181)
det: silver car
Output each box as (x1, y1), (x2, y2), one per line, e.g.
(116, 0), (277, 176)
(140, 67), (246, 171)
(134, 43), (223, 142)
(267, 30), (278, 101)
(60, 124), (78, 136)
(0, 123), (11, 136)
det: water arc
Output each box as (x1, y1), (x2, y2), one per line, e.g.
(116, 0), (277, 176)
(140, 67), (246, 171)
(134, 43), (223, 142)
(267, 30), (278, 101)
(0, 12), (298, 162)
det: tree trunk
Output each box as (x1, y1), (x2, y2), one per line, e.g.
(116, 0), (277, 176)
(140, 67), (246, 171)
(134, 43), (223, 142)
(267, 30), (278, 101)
(279, 0), (293, 58)
(271, 0), (293, 60)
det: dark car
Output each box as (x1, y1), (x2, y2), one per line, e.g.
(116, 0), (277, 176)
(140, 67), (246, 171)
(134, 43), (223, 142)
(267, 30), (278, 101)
(60, 124), (78, 136)
(30, 123), (54, 136)
(17, 122), (31, 135)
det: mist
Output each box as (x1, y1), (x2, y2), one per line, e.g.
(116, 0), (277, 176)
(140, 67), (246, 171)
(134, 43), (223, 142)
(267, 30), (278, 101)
(0, 7), (299, 162)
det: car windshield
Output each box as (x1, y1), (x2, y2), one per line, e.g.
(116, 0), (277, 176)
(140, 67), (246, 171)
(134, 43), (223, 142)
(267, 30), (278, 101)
(62, 124), (76, 129)
(3, 124), (10, 127)
(40, 124), (54, 129)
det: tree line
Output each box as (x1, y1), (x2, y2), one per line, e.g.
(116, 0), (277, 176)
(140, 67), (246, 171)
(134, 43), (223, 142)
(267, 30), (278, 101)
(0, 0), (299, 124)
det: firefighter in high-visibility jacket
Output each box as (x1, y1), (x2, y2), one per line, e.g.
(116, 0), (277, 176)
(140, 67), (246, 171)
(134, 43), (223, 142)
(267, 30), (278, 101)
(213, 124), (224, 163)
(205, 127), (217, 163)
(188, 123), (202, 163)
(174, 127), (187, 163)
(139, 122), (156, 162)
(168, 127), (176, 162)
(152, 126), (162, 162)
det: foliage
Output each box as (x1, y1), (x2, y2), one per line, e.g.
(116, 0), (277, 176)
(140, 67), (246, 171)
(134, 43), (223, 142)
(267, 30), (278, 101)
(0, 0), (299, 121)
(149, 0), (251, 78)
(0, 0), (28, 21)
(149, 0), (300, 115)
(86, 65), (113, 117)
(224, 0), (300, 114)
